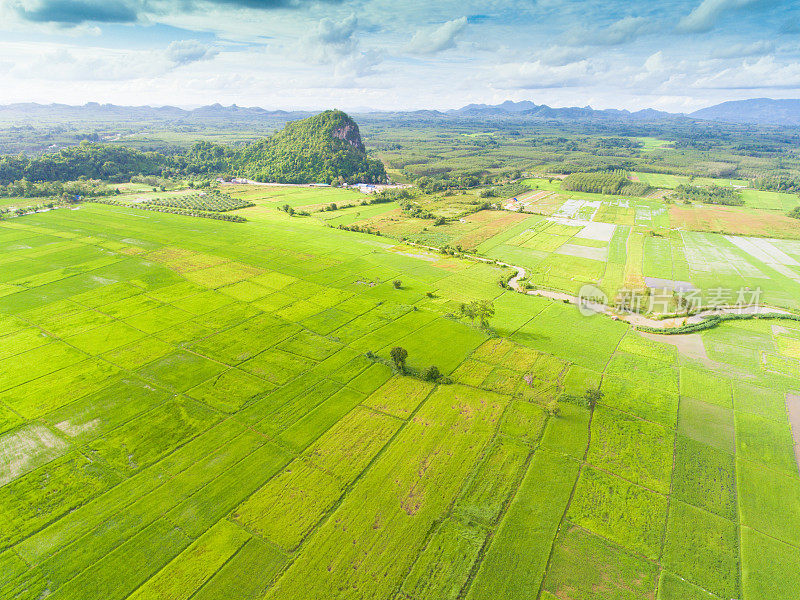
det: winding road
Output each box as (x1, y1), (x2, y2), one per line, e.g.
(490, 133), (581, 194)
(404, 241), (792, 332)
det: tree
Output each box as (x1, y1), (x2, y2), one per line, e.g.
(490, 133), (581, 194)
(583, 388), (603, 411)
(459, 302), (477, 324)
(390, 347), (408, 373)
(393, 280), (402, 289)
(472, 299), (495, 328)
(423, 365), (441, 381)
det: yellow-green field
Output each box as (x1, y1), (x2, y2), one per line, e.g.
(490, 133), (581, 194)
(1, 189), (799, 600)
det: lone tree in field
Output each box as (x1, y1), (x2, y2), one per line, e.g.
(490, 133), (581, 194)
(393, 279), (402, 289)
(461, 299), (495, 329)
(584, 388), (603, 411)
(390, 346), (408, 373)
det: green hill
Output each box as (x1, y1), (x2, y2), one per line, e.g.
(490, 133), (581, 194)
(231, 110), (387, 184)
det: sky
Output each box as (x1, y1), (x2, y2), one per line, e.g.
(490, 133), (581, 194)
(0, 0), (798, 112)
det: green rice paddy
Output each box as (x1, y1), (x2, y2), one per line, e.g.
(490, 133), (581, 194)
(1, 187), (799, 600)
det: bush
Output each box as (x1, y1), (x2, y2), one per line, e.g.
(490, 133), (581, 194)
(423, 365), (441, 382)
(673, 184), (743, 206)
(639, 312), (800, 335)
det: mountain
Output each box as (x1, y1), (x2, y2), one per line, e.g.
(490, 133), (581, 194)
(690, 98), (800, 126)
(446, 100), (680, 121)
(230, 110), (386, 184)
(0, 102), (311, 125)
(3, 98), (800, 130)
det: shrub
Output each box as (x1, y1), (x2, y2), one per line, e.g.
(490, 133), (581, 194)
(390, 347), (408, 373)
(423, 365), (441, 382)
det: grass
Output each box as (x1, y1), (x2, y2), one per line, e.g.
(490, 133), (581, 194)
(657, 571), (722, 600)
(127, 519), (251, 600)
(567, 466), (668, 560)
(662, 501), (738, 599)
(601, 351), (679, 427)
(671, 435), (736, 520)
(678, 396), (735, 453)
(587, 405), (674, 493)
(264, 384), (508, 599)
(735, 411), (797, 475)
(543, 524), (659, 600)
(400, 518), (486, 600)
(512, 303), (627, 372)
(680, 367), (732, 409)
(737, 458), (800, 547)
(466, 448), (580, 600)
(455, 437), (530, 524)
(86, 398), (220, 475)
(733, 381), (789, 422)
(2, 190), (799, 600)
(191, 537), (287, 600)
(740, 526), (800, 600)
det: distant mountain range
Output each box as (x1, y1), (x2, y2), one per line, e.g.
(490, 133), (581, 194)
(688, 98), (800, 126)
(0, 102), (310, 124)
(445, 100), (679, 122)
(1, 98), (799, 127)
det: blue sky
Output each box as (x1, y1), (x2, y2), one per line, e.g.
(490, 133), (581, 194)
(0, 0), (798, 112)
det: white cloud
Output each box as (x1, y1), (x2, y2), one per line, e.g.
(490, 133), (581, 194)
(538, 45), (590, 67)
(492, 59), (595, 89)
(298, 14), (382, 78)
(693, 55), (800, 88)
(165, 40), (219, 66)
(567, 16), (652, 46)
(313, 13), (358, 49)
(678, 0), (758, 33)
(406, 17), (467, 55)
(11, 47), (161, 80)
(711, 40), (774, 59)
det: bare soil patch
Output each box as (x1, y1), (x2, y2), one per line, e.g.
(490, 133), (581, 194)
(670, 205), (800, 239)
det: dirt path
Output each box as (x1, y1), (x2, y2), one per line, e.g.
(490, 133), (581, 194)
(404, 241), (793, 332)
(786, 393), (800, 476)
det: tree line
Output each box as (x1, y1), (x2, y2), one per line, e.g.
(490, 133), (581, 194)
(0, 110), (387, 189)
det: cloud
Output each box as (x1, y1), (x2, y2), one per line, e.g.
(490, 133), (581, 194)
(492, 59), (594, 89)
(568, 16), (652, 47)
(165, 40), (219, 66)
(12, 47), (160, 80)
(677, 0), (758, 34)
(315, 13), (358, 47)
(692, 55), (800, 88)
(299, 14), (382, 78)
(711, 40), (774, 58)
(10, 0), (345, 26)
(300, 14), (358, 61)
(406, 17), (467, 55)
(207, 0), (343, 7)
(538, 45), (590, 67)
(13, 0), (139, 24)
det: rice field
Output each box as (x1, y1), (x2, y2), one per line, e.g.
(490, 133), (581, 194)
(0, 187), (799, 600)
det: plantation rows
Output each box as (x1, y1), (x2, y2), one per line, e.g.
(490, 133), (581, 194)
(90, 197), (248, 222)
(142, 191), (255, 212)
(562, 169), (652, 196)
